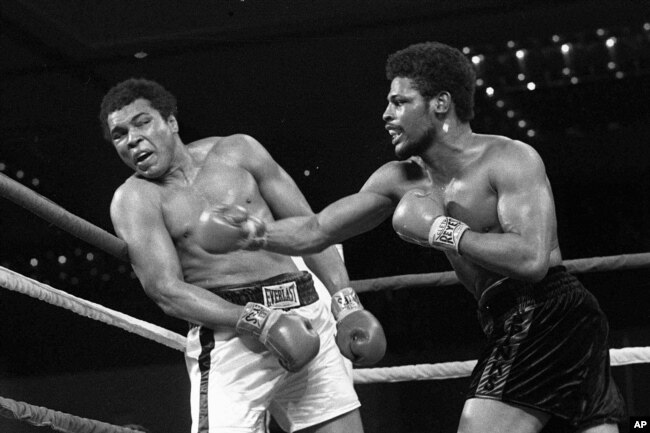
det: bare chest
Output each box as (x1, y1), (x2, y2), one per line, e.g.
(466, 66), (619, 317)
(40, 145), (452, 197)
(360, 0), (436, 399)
(159, 164), (261, 242)
(437, 173), (499, 233)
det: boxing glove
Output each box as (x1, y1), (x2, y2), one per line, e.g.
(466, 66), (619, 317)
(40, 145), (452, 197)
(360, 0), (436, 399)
(331, 288), (386, 366)
(236, 302), (320, 372)
(392, 189), (470, 253)
(194, 204), (267, 254)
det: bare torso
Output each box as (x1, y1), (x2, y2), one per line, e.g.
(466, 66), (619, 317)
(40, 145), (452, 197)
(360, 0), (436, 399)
(126, 137), (298, 288)
(381, 134), (562, 299)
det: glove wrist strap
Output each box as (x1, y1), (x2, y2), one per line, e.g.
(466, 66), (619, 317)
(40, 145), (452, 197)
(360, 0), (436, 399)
(428, 216), (470, 253)
(236, 302), (274, 339)
(242, 217), (268, 250)
(331, 287), (363, 322)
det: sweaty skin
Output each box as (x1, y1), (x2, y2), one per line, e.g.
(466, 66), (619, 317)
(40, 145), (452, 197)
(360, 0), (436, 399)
(107, 94), (366, 432)
(263, 78), (562, 300)
(108, 99), (349, 330)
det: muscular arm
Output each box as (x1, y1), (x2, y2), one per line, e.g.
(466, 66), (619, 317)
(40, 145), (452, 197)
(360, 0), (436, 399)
(111, 183), (243, 328)
(264, 192), (395, 255)
(240, 135), (394, 293)
(457, 143), (557, 281)
(258, 158), (399, 257)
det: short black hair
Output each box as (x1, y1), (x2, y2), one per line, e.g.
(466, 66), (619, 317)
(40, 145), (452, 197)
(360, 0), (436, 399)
(99, 78), (177, 141)
(386, 42), (476, 122)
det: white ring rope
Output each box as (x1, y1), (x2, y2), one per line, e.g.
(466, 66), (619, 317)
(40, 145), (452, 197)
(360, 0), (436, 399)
(352, 252), (650, 293)
(2, 261), (650, 387)
(1, 261), (649, 431)
(0, 266), (186, 352)
(353, 347), (650, 384)
(0, 396), (145, 433)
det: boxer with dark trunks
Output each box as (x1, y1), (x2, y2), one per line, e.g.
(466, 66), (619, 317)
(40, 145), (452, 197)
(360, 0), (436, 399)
(221, 42), (626, 432)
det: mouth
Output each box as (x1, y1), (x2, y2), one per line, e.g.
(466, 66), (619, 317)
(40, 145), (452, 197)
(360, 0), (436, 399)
(386, 126), (403, 145)
(133, 150), (153, 167)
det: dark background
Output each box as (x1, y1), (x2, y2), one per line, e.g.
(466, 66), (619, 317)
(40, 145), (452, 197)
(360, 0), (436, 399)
(1, 0), (649, 432)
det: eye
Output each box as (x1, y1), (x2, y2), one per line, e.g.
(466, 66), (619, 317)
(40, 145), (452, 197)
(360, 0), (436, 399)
(135, 118), (150, 127)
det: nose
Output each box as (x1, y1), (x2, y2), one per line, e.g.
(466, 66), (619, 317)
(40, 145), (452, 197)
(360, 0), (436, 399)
(126, 130), (142, 148)
(382, 104), (394, 122)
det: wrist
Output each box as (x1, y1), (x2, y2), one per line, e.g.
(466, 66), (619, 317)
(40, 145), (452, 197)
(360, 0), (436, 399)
(242, 217), (268, 250)
(331, 287), (364, 322)
(428, 216), (470, 253)
(236, 302), (276, 338)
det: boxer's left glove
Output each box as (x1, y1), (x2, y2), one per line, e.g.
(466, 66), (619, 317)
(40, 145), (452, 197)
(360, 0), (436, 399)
(331, 288), (386, 366)
(194, 204), (267, 254)
(236, 302), (320, 372)
(392, 189), (470, 253)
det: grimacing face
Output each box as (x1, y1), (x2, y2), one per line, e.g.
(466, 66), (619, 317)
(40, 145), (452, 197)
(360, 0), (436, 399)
(382, 77), (436, 160)
(107, 98), (179, 179)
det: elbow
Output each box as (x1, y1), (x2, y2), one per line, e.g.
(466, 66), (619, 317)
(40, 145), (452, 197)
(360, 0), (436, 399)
(300, 219), (334, 253)
(156, 297), (181, 318)
(299, 240), (331, 255)
(516, 251), (549, 282)
(143, 279), (186, 319)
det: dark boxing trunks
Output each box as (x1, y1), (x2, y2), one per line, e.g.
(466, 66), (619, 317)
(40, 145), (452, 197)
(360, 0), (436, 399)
(468, 266), (626, 430)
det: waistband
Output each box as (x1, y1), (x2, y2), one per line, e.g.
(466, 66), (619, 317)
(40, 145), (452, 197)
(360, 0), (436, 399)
(209, 271), (318, 309)
(478, 266), (576, 318)
(189, 271), (319, 330)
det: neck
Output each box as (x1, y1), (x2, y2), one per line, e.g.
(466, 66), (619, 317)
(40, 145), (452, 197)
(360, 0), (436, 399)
(164, 138), (198, 185)
(420, 120), (474, 179)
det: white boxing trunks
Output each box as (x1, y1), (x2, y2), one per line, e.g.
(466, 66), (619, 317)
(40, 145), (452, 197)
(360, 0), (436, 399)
(185, 271), (360, 433)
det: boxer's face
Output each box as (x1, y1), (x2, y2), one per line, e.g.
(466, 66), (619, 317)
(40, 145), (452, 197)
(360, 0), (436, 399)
(107, 98), (179, 179)
(383, 77), (435, 160)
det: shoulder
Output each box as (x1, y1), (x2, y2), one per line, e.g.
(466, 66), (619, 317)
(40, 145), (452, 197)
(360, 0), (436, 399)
(482, 134), (542, 162)
(361, 158), (425, 198)
(479, 135), (547, 185)
(192, 134), (264, 154)
(372, 158), (424, 180)
(480, 134), (545, 171)
(189, 134), (270, 164)
(111, 176), (160, 214)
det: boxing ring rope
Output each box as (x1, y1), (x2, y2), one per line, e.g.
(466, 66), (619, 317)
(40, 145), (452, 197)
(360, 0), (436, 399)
(0, 266), (186, 352)
(0, 396), (145, 433)
(353, 347), (650, 384)
(2, 263), (649, 380)
(2, 172), (650, 429)
(351, 253), (650, 292)
(0, 173), (129, 263)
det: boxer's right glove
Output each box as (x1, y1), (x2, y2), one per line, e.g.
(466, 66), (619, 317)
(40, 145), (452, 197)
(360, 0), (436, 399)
(236, 302), (320, 372)
(194, 204), (267, 254)
(331, 288), (386, 366)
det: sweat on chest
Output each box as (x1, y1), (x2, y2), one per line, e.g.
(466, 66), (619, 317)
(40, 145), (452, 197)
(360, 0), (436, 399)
(442, 185), (499, 232)
(160, 183), (258, 240)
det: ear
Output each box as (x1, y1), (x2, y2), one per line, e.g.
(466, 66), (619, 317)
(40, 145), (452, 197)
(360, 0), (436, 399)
(431, 92), (451, 114)
(167, 114), (179, 133)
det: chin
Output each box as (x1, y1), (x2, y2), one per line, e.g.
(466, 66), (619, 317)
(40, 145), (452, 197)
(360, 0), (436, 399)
(395, 138), (427, 160)
(394, 144), (415, 160)
(138, 167), (162, 179)
(394, 149), (409, 160)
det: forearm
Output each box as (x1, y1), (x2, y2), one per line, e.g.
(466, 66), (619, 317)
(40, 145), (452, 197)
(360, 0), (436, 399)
(265, 215), (338, 255)
(301, 245), (351, 295)
(145, 278), (244, 329)
(458, 231), (549, 281)
(265, 193), (393, 255)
